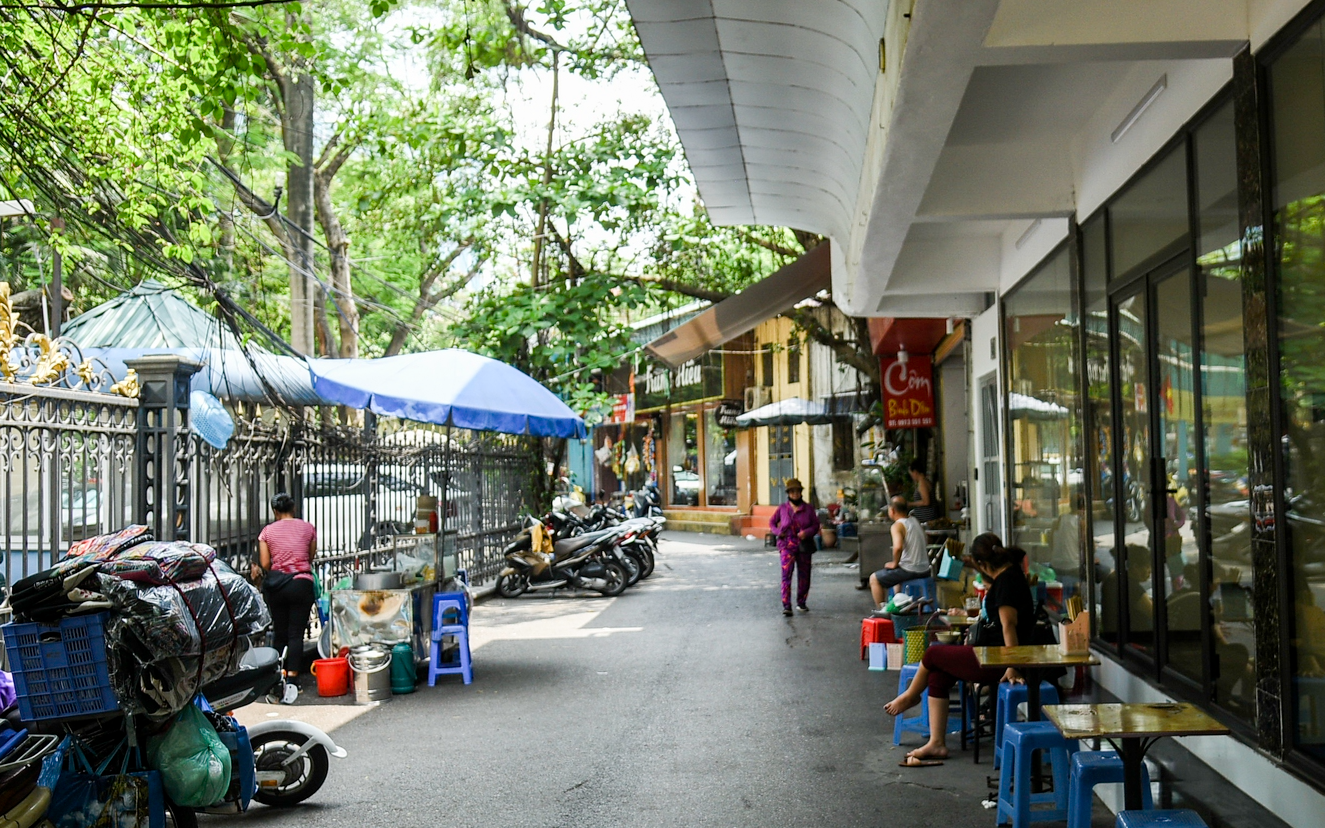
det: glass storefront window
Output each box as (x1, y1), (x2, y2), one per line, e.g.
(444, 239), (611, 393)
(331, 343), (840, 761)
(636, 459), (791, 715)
(1082, 216), (1116, 642)
(1194, 101), (1255, 720)
(668, 413), (700, 506)
(1110, 147), (1189, 279)
(1110, 289), (1155, 654)
(1270, 18), (1325, 759)
(1156, 270), (1201, 683)
(1003, 247), (1085, 610)
(704, 408), (737, 506)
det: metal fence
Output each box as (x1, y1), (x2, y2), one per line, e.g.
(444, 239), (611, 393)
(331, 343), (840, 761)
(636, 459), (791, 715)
(0, 383), (538, 592)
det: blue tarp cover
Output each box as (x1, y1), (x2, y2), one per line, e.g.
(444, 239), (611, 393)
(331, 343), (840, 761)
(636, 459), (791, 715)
(308, 350), (586, 438)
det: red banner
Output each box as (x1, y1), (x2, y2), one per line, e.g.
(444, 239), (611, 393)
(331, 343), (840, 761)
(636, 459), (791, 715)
(605, 393), (635, 425)
(881, 356), (935, 429)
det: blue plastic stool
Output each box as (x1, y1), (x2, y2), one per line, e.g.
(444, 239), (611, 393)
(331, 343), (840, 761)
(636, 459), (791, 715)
(1068, 751), (1153, 828)
(433, 592), (469, 627)
(891, 664), (967, 745)
(1116, 810), (1207, 827)
(995, 681), (1061, 769)
(428, 597), (473, 686)
(996, 721), (1080, 827)
(893, 664), (930, 745)
(900, 576), (937, 606)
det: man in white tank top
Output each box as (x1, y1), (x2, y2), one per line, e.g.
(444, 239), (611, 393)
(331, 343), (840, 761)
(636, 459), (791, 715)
(868, 496), (933, 608)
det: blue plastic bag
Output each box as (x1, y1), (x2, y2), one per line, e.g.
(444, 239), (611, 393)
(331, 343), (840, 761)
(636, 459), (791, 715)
(45, 737), (163, 828)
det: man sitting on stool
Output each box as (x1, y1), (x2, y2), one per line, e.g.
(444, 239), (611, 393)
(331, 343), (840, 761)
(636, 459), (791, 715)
(869, 496), (931, 610)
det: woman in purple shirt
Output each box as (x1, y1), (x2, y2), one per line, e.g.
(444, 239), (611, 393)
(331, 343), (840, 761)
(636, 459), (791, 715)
(768, 478), (820, 616)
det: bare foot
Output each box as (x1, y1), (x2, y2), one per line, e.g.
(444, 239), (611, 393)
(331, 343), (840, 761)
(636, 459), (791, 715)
(884, 690), (922, 716)
(906, 744), (950, 761)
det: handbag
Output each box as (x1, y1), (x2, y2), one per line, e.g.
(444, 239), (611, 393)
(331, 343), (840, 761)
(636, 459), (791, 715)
(261, 569), (294, 594)
(936, 547), (963, 580)
(799, 536), (818, 555)
(967, 612), (999, 647)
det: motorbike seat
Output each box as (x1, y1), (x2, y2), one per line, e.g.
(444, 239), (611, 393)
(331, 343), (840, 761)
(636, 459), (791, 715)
(241, 647), (281, 671)
(552, 528), (618, 558)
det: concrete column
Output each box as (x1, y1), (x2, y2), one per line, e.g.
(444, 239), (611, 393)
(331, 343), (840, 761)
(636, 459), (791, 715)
(1231, 45), (1284, 756)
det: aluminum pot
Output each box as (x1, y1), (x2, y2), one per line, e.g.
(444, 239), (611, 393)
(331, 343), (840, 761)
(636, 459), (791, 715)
(349, 644), (393, 703)
(354, 570), (403, 590)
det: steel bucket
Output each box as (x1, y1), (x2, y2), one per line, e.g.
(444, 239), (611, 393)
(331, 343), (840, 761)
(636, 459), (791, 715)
(349, 645), (393, 704)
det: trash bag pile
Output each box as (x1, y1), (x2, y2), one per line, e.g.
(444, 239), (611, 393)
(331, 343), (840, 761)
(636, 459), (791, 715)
(7, 525), (270, 721)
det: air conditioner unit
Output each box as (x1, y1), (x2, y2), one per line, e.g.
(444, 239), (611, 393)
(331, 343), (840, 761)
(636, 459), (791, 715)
(744, 386), (771, 411)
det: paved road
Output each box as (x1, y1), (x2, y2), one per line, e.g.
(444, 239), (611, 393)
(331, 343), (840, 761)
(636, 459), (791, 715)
(221, 533), (1015, 828)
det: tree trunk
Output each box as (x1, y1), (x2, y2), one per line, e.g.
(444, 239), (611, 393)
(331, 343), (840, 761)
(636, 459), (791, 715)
(313, 160), (359, 360)
(283, 67), (316, 355)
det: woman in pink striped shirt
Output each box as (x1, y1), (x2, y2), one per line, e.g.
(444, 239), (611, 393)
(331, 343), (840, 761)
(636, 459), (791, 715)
(252, 492), (317, 703)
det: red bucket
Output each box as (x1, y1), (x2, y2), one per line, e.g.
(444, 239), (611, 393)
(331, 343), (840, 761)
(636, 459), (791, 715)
(311, 657), (350, 697)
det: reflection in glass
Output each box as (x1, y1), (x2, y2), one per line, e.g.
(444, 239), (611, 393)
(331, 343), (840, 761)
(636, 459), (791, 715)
(1271, 18), (1325, 759)
(1156, 270), (1202, 683)
(1082, 216), (1115, 642)
(704, 408), (737, 506)
(1106, 290), (1154, 653)
(1111, 147), (1189, 278)
(1195, 100), (1255, 719)
(668, 413), (700, 506)
(1003, 247), (1084, 611)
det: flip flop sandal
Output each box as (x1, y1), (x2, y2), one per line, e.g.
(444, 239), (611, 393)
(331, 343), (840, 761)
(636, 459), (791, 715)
(899, 756), (945, 768)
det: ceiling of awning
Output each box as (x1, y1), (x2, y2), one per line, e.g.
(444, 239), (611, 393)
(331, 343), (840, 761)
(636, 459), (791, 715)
(644, 243), (830, 367)
(626, 0), (889, 242)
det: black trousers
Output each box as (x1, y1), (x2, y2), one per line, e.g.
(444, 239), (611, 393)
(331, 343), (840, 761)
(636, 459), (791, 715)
(265, 577), (316, 674)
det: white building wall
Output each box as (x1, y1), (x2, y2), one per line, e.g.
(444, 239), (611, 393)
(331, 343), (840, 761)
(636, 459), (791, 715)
(970, 304), (1002, 537)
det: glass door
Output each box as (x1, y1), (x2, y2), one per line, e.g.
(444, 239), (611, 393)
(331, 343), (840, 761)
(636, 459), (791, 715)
(1107, 258), (1204, 681)
(1109, 284), (1155, 658)
(1154, 267), (1203, 688)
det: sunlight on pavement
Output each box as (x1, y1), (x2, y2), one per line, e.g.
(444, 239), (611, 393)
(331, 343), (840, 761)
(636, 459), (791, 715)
(233, 700), (375, 734)
(469, 597), (642, 652)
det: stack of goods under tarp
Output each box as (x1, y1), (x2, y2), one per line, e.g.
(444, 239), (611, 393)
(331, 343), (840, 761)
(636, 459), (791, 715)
(7, 525), (270, 721)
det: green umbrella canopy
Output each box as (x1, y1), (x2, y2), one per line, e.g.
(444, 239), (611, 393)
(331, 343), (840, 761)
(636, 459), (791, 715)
(62, 280), (241, 349)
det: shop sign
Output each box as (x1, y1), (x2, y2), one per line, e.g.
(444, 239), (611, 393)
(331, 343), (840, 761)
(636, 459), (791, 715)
(635, 353), (724, 410)
(715, 399), (743, 428)
(605, 393), (635, 425)
(881, 355), (935, 429)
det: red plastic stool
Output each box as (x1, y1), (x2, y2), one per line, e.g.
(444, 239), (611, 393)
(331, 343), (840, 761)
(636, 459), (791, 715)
(860, 617), (897, 658)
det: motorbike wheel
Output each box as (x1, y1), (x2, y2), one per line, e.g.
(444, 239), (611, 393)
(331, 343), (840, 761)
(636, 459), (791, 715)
(496, 571), (529, 598)
(165, 800), (198, 828)
(636, 545), (655, 579)
(620, 551), (643, 586)
(597, 561), (628, 597)
(250, 732), (330, 807)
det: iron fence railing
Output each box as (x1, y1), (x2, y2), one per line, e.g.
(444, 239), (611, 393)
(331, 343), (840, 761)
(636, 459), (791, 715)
(0, 385), (538, 592)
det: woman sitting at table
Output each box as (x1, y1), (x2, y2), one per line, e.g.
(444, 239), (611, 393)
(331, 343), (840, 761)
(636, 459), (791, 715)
(884, 532), (1036, 766)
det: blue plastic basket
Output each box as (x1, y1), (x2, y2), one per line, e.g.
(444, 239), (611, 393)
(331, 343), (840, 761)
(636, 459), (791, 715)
(2, 612), (119, 721)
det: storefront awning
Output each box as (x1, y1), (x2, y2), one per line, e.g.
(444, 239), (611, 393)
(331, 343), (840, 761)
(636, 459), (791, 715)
(735, 397), (833, 427)
(643, 244), (830, 368)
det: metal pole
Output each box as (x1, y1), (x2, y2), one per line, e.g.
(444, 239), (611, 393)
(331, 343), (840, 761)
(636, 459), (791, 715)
(50, 217), (63, 339)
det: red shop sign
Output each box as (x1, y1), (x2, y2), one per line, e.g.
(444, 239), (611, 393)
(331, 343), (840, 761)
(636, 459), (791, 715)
(881, 356), (935, 429)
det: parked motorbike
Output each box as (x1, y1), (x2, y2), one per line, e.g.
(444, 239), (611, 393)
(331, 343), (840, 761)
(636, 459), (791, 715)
(200, 646), (346, 809)
(495, 524), (630, 598)
(632, 482), (664, 518)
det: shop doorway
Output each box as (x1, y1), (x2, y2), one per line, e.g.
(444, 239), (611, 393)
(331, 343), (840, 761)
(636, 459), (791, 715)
(1107, 256), (1203, 685)
(768, 425), (795, 505)
(979, 374), (1003, 537)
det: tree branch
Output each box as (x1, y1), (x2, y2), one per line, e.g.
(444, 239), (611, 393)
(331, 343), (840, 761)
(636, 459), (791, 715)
(504, 1), (568, 52)
(735, 228), (800, 259)
(787, 305), (879, 386)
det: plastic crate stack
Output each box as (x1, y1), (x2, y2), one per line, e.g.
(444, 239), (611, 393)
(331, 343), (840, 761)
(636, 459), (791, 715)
(2, 612), (119, 722)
